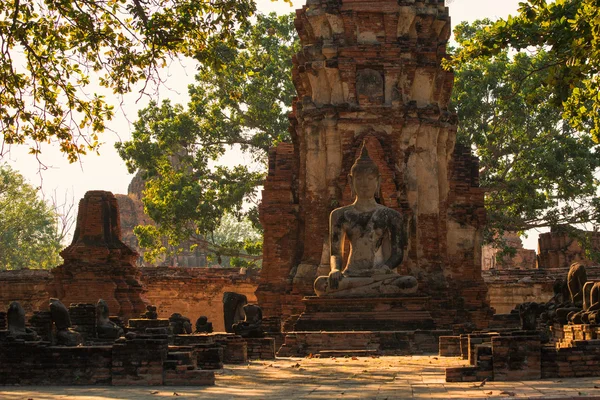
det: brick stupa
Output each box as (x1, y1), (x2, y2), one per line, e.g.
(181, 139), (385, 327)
(48, 191), (148, 320)
(258, 0), (493, 331)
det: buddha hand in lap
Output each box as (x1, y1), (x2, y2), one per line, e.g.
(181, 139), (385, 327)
(313, 143), (418, 298)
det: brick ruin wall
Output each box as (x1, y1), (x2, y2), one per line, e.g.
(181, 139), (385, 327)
(483, 229), (600, 272)
(0, 270), (52, 316)
(537, 229), (600, 269)
(140, 267), (259, 332)
(482, 232), (537, 271)
(0, 187), (258, 333)
(1, 183), (598, 327)
(482, 230), (600, 313)
(0, 267), (259, 332)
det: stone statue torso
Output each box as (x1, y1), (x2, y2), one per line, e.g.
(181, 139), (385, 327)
(332, 205), (402, 277)
(331, 204), (403, 277)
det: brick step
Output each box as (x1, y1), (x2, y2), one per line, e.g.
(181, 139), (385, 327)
(196, 346), (224, 369)
(167, 351), (193, 362)
(297, 311), (433, 320)
(163, 360), (188, 370)
(165, 351), (196, 370)
(164, 369), (215, 386)
(318, 349), (379, 357)
(572, 339), (600, 347)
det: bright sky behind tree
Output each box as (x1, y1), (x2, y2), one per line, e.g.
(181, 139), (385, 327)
(5, 0), (534, 246)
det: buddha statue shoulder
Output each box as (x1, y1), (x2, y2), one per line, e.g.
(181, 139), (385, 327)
(314, 143), (418, 298)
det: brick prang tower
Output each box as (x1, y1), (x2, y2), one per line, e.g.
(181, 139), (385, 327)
(258, 0), (493, 330)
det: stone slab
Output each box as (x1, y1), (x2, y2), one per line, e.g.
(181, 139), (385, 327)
(293, 296), (435, 331)
(278, 329), (451, 357)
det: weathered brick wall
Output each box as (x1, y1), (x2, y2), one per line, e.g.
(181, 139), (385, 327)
(442, 144), (491, 328)
(140, 267), (259, 332)
(542, 345), (600, 378)
(537, 229), (600, 269)
(0, 267), (259, 333)
(482, 232), (537, 271)
(483, 266), (600, 313)
(487, 282), (554, 314)
(0, 269), (51, 315)
(0, 342), (113, 385)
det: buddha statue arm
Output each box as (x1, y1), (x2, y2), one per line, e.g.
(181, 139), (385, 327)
(382, 211), (406, 270)
(329, 209), (345, 289)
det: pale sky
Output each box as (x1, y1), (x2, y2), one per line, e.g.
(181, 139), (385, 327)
(5, 0), (540, 247)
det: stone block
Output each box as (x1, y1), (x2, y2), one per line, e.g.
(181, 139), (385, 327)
(214, 336), (247, 364)
(438, 336), (461, 357)
(164, 369), (215, 386)
(246, 337), (276, 360)
(492, 336), (541, 381)
(293, 296), (434, 332)
(111, 335), (168, 386)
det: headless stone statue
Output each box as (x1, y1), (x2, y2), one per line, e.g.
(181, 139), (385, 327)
(140, 305), (158, 319)
(195, 316), (213, 333)
(568, 281), (600, 324)
(96, 299), (123, 339)
(7, 301), (38, 340)
(49, 298), (82, 346)
(223, 292), (248, 333)
(169, 313), (192, 335)
(552, 263), (588, 324)
(540, 278), (570, 324)
(588, 284), (600, 325)
(518, 302), (544, 331)
(314, 143), (418, 297)
(232, 304), (264, 338)
(568, 262), (588, 307)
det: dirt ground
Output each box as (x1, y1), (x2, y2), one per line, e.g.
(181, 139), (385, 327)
(2, 355), (600, 399)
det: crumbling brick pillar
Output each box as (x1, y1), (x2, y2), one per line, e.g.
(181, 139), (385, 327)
(48, 191), (148, 321)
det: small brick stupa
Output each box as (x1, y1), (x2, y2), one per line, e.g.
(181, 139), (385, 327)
(258, 0), (493, 331)
(48, 191), (148, 320)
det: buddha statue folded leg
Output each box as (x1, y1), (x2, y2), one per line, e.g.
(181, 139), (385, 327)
(314, 274), (417, 297)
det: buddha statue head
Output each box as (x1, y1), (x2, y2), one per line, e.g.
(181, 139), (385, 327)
(349, 142), (380, 200)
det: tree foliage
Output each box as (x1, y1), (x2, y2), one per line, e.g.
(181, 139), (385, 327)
(0, 0), (265, 162)
(450, 0), (600, 143)
(451, 20), (600, 238)
(207, 213), (262, 268)
(0, 165), (63, 269)
(120, 12), (600, 261)
(116, 12), (298, 261)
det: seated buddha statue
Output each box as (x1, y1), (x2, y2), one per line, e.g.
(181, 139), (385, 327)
(569, 280), (600, 324)
(313, 143), (418, 298)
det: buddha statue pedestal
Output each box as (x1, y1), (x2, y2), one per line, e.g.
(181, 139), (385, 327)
(279, 302), (446, 357)
(293, 296), (434, 332)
